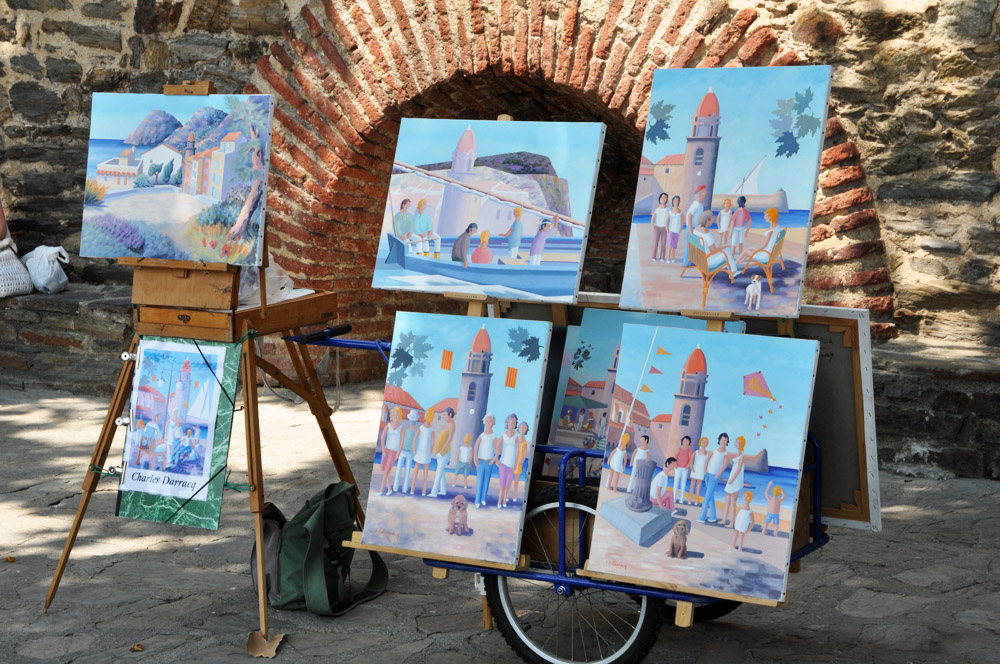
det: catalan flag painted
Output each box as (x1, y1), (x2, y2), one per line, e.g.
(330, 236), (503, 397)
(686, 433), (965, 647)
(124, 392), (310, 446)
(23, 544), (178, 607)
(505, 366), (518, 388)
(640, 384), (653, 393)
(743, 370), (776, 400)
(441, 349), (453, 371)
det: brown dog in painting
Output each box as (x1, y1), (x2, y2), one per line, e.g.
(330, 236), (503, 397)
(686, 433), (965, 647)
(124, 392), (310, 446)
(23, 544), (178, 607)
(447, 494), (470, 535)
(668, 520), (688, 559)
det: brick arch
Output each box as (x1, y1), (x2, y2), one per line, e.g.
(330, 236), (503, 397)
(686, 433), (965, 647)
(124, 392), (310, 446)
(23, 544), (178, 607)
(249, 0), (896, 378)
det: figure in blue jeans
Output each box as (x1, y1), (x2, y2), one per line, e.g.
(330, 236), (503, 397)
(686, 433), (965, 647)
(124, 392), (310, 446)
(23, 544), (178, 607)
(394, 409), (421, 493)
(698, 433), (736, 524)
(473, 413), (498, 508)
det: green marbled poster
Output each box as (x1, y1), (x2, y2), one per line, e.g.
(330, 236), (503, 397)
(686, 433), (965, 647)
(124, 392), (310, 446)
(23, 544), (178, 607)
(116, 336), (241, 529)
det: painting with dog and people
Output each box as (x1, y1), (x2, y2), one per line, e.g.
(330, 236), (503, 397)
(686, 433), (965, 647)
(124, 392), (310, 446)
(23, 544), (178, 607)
(361, 312), (552, 565)
(585, 325), (819, 603)
(80, 93), (274, 266)
(371, 118), (605, 303)
(619, 66), (832, 317)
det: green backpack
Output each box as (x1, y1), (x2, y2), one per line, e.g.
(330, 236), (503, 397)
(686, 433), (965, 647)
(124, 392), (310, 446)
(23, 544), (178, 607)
(251, 482), (387, 616)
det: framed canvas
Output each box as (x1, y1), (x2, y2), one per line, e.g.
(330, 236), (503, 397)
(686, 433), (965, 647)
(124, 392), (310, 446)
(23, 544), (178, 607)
(371, 118), (606, 303)
(81, 93), (275, 266)
(361, 312), (552, 566)
(584, 325), (819, 604)
(541, 309), (744, 479)
(744, 305), (881, 531)
(619, 66), (832, 317)
(116, 337), (241, 529)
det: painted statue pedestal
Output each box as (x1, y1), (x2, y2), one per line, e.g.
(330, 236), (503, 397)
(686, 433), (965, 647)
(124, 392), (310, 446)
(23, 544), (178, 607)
(600, 497), (674, 548)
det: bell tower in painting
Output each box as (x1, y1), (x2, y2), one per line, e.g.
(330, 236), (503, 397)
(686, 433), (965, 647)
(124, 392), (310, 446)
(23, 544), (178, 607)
(454, 325), (493, 453)
(438, 124), (480, 236)
(665, 345), (709, 460)
(681, 89), (722, 211)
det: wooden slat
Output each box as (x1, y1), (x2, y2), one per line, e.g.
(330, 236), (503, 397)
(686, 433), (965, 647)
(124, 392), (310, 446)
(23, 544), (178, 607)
(343, 536), (524, 572)
(162, 80), (217, 95)
(119, 257), (234, 272)
(236, 292), (338, 337)
(131, 265), (239, 310)
(578, 565), (781, 607)
(675, 601), (694, 627)
(135, 306), (235, 341)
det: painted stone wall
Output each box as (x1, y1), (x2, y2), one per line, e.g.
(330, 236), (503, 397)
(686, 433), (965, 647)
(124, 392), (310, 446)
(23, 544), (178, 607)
(1, 0), (999, 477)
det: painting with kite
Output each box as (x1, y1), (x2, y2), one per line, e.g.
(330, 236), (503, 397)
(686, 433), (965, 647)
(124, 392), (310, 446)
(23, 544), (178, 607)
(586, 325), (819, 603)
(619, 66), (832, 317)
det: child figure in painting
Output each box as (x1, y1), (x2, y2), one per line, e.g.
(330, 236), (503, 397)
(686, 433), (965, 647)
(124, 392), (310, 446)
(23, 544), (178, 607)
(410, 408), (436, 496)
(650, 457), (677, 513)
(731, 195), (751, 256)
(689, 437), (710, 506)
(378, 407), (405, 495)
(764, 480), (786, 536)
(497, 414), (519, 508)
(454, 434), (474, 489)
(605, 433), (629, 493)
(733, 491), (755, 551)
(717, 198), (734, 249)
(429, 407), (456, 497)
(473, 413), (499, 508)
(511, 421), (529, 503)
(627, 435), (651, 493)
(470, 230), (494, 264)
(394, 409), (420, 493)
(672, 436), (693, 504)
(722, 436), (767, 528)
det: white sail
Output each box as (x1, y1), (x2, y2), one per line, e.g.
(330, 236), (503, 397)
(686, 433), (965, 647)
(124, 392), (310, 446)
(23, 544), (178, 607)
(727, 156), (766, 196)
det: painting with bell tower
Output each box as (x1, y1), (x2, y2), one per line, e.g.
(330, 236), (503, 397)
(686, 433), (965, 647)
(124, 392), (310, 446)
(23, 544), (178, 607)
(620, 66), (832, 317)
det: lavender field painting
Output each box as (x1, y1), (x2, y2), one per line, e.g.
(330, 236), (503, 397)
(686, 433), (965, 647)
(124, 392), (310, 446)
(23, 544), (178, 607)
(80, 93), (274, 266)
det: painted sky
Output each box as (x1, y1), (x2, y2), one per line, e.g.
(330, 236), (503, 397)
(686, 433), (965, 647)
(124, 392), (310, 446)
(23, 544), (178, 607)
(89, 93), (245, 141)
(138, 347), (221, 401)
(641, 66), (831, 210)
(389, 312), (552, 428)
(393, 118), (604, 224)
(616, 324), (818, 468)
(569, 309), (743, 389)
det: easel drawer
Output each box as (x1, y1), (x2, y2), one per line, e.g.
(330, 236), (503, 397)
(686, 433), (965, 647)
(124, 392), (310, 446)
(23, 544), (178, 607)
(134, 306), (236, 342)
(130, 265), (239, 310)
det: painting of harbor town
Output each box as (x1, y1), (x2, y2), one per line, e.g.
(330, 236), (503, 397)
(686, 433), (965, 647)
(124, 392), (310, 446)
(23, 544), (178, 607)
(541, 308), (744, 480)
(619, 66), (832, 317)
(585, 325), (819, 603)
(80, 93), (274, 266)
(371, 118), (605, 303)
(361, 312), (552, 565)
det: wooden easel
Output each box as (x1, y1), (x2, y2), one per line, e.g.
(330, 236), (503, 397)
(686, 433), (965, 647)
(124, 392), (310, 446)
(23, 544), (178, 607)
(45, 82), (360, 652)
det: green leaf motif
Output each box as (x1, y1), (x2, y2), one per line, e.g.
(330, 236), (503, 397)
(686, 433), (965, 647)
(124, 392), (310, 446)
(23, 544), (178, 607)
(775, 131), (800, 158)
(795, 113), (821, 138)
(772, 97), (796, 117)
(794, 87), (814, 115)
(769, 114), (793, 138)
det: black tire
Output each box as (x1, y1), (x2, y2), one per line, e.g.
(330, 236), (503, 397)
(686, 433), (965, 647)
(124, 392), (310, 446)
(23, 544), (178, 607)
(484, 483), (666, 664)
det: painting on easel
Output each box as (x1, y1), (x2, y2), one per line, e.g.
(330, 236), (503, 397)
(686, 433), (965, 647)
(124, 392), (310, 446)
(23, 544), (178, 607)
(361, 312), (552, 565)
(80, 93), (274, 266)
(116, 337), (240, 529)
(371, 118), (605, 303)
(619, 66), (832, 317)
(585, 325), (819, 603)
(542, 308), (744, 480)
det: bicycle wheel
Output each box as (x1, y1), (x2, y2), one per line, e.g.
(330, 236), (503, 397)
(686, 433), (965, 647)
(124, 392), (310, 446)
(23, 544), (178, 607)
(484, 483), (666, 664)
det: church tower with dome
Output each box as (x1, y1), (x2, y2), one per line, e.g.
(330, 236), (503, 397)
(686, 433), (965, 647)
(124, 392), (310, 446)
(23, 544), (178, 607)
(437, 124), (481, 236)
(664, 345), (709, 460)
(680, 88), (722, 210)
(454, 324), (494, 453)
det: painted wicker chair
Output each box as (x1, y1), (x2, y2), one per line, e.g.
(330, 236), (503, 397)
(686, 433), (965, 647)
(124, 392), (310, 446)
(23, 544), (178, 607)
(684, 234), (737, 307)
(741, 227), (787, 293)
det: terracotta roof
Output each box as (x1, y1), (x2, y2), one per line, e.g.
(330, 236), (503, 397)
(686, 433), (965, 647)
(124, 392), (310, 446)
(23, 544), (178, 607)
(697, 88), (720, 116)
(456, 124), (476, 153)
(430, 397), (458, 414)
(652, 413), (672, 423)
(138, 384), (165, 399)
(583, 380), (605, 389)
(383, 385), (422, 410)
(656, 154), (685, 166)
(567, 377), (581, 387)
(684, 345), (707, 374)
(221, 131), (242, 142)
(192, 147), (219, 160)
(471, 325), (491, 353)
(640, 156), (653, 165)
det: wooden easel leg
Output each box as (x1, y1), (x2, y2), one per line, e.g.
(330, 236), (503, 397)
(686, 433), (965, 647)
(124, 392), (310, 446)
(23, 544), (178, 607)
(46, 336), (138, 611)
(241, 332), (269, 640)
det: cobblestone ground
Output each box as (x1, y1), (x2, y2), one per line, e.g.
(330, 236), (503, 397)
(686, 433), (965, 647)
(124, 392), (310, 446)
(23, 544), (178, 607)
(2, 383), (999, 663)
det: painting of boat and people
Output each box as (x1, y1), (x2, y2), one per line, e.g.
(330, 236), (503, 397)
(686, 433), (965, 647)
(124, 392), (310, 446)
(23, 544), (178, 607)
(80, 93), (274, 266)
(371, 118), (606, 304)
(620, 66), (832, 317)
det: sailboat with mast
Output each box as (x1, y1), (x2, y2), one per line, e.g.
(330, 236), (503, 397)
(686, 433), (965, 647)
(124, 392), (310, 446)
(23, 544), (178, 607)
(711, 155), (789, 212)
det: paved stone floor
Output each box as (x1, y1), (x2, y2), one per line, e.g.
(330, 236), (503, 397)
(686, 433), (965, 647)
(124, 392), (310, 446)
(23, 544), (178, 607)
(2, 383), (999, 663)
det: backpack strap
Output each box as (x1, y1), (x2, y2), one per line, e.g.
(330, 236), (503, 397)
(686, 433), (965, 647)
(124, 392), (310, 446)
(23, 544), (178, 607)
(300, 483), (388, 616)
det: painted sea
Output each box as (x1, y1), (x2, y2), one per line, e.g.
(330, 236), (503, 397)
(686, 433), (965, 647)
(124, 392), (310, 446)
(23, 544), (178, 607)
(632, 208), (813, 228)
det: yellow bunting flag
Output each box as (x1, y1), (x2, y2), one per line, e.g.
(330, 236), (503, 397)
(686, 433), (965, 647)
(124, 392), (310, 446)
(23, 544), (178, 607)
(656, 347), (670, 355)
(640, 384), (653, 393)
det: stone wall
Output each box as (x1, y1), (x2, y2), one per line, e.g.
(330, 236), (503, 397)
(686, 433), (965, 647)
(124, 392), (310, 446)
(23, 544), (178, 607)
(1, 0), (999, 478)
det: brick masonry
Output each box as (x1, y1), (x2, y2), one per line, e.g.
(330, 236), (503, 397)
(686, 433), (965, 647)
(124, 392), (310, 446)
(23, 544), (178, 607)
(1, 0), (999, 478)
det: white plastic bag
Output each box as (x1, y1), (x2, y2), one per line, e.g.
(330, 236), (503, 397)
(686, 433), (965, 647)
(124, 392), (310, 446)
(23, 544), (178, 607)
(23, 245), (69, 294)
(237, 257), (296, 306)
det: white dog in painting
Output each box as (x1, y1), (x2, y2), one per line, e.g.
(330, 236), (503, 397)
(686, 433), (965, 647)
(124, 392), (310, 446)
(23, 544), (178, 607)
(745, 274), (762, 310)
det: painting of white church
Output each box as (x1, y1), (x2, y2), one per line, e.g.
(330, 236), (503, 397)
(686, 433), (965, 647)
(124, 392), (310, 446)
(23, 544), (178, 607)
(361, 312), (552, 566)
(619, 66), (832, 317)
(371, 118), (605, 303)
